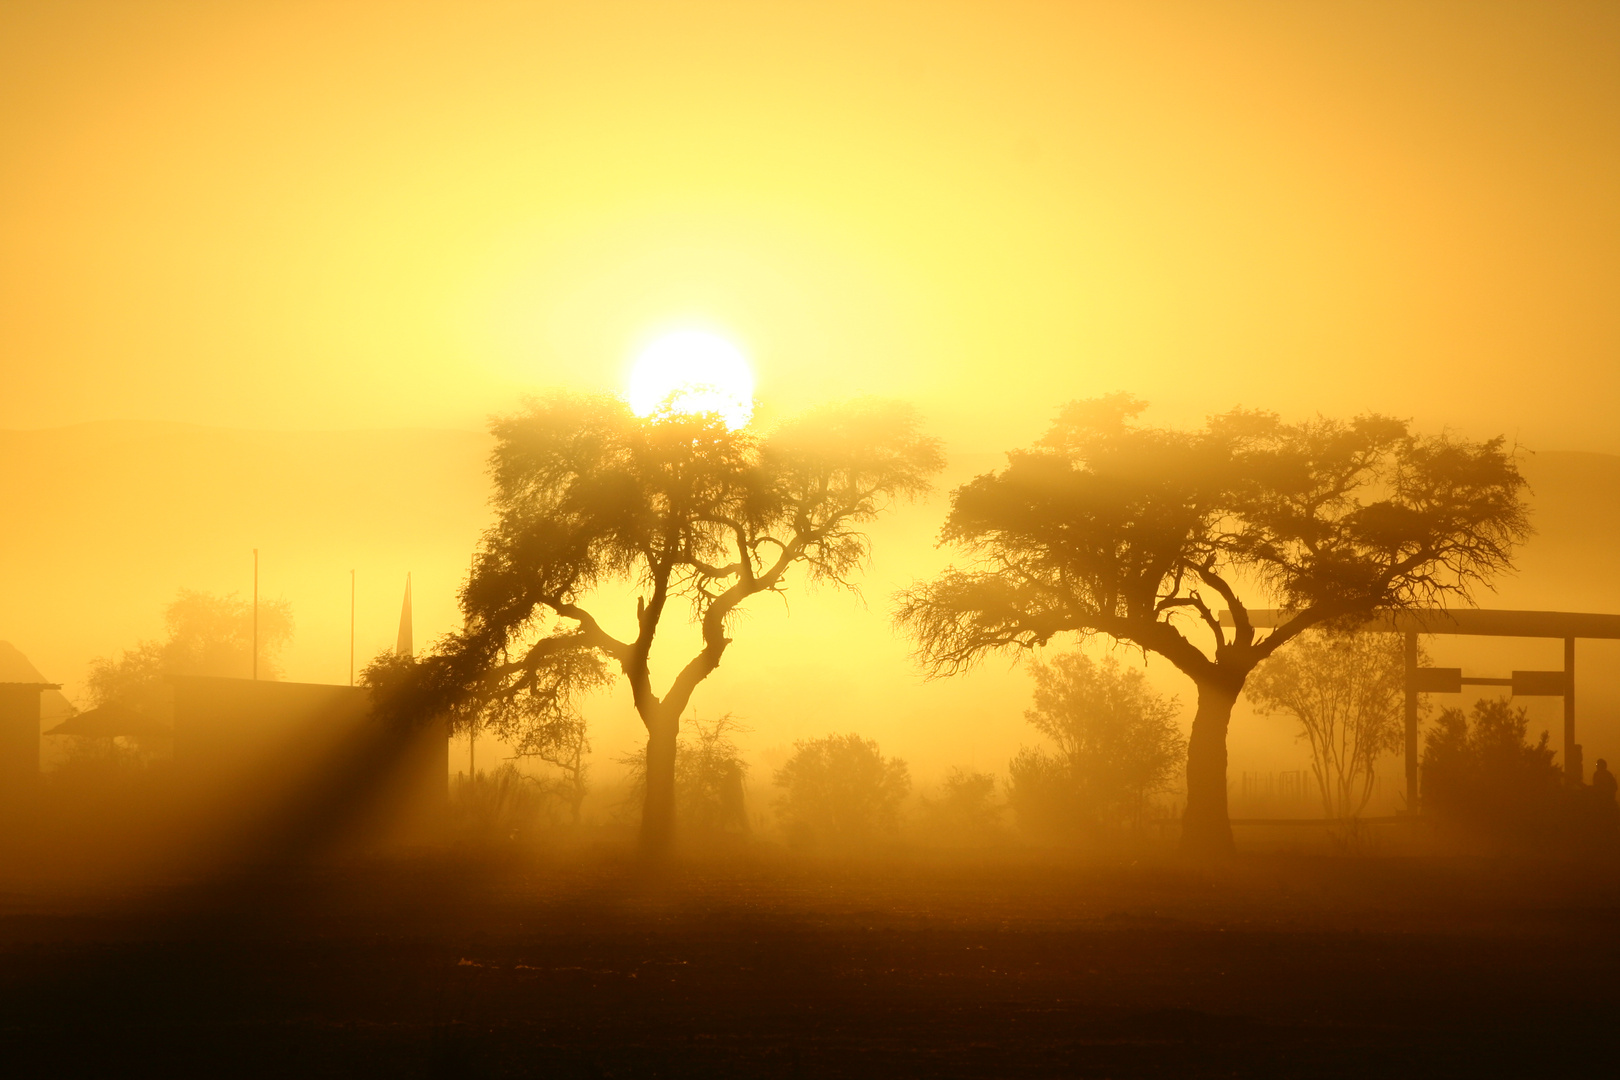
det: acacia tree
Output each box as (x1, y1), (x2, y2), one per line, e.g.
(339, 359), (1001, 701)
(1246, 629), (1411, 819)
(896, 396), (1528, 857)
(376, 394), (941, 856)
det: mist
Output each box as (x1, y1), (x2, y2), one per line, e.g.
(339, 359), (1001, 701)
(4, 2), (1620, 1076)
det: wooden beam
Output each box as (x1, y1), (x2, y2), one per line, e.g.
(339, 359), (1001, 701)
(1220, 608), (1620, 640)
(1565, 636), (1579, 780)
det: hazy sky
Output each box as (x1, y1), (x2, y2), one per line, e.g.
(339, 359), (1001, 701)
(3, 0), (1618, 453)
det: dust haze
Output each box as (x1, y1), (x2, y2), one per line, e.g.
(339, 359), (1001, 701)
(4, 3), (1620, 1076)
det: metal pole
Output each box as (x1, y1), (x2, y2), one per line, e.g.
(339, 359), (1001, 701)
(253, 548), (259, 681)
(1564, 636), (1577, 779)
(1404, 630), (1418, 811)
(350, 569), (356, 687)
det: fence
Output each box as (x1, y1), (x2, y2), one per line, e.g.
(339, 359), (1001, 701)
(1229, 770), (1398, 818)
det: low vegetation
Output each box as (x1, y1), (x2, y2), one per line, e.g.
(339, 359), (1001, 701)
(1008, 652), (1185, 838)
(773, 733), (911, 849)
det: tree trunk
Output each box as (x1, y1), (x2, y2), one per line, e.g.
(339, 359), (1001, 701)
(1180, 680), (1240, 857)
(640, 708), (679, 857)
(568, 778), (584, 826)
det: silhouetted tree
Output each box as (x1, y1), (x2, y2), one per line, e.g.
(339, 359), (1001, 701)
(373, 394), (941, 857)
(88, 589), (294, 719)
(774, 733), (911, 848)
(897, 396), (1529, 856)
(1011, 652), (1185, 832)
(1247, 628), (1411, 819)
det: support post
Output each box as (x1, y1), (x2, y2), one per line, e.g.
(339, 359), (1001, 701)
(1564, 636), (1578, 779)
(1404, 630), (1419, 812)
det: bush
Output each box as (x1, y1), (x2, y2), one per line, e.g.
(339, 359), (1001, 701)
(674, 715), (751, 835)
(1421, 697), (1588, 850)
(915, 768), (1005, 847)
(773, 733), (910, 849)
(450, 764), (551, 845)
(1006, 747), (1085, 841)
(1010, 652), (1185, 837)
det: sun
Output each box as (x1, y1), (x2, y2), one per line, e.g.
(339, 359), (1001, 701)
(627, 330), (755, 430)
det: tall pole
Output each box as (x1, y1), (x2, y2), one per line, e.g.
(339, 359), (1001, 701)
(1403, 630), (1418, 812)
(349, 569), (356, 687)
(1564, 636), (1578, 780)
(253, 548), (259, 681)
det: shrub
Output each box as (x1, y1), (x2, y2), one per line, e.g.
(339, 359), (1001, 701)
(915, 768), (1005, 846)
(1006, 747), (1085, 841)
(773, 733), (910, 849)
(1010, 652), (1185, 836)
(451, 763), (551, 845)
(1421, 697), (1585, 850)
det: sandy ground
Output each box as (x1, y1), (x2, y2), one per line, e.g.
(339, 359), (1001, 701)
(2, 844), (1618, 1078)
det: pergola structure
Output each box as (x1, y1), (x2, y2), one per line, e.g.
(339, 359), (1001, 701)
(1225, 610), (1620, 810)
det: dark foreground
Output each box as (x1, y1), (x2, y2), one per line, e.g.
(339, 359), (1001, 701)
(2, 847), (1617, 1078)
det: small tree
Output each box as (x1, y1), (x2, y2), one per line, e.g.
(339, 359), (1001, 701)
(373, 395), (941, 857)
(89, 589), (294, 718)
(1015, 652), (1185, 831)
(508, 706), (592, 826)
(773, 733), (911, 848)
(1246, 629), (1410, 819)
(898, 397), (1529, 856)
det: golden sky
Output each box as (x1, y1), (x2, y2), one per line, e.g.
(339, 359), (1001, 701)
(3, 0), (1618, 453)
(6, 2), (1620, 794)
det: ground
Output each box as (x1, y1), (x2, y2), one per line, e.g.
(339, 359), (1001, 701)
(2, 844), (1618, 1077)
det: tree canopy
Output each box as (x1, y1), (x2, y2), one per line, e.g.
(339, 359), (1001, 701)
(898, 396), (1529, 855)
(372, 393), (942, 854)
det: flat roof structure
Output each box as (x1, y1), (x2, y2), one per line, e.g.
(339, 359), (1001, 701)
(1222, 608), (1620, 640)
(1220, 608), (1620, 809)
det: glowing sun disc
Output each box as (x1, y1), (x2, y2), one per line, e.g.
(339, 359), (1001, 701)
(627, 330), (755, 429)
